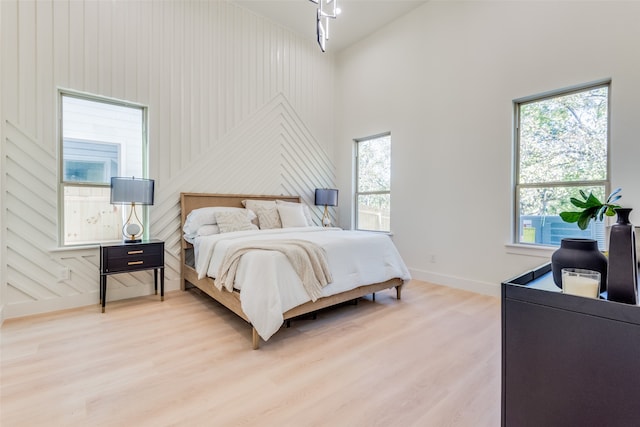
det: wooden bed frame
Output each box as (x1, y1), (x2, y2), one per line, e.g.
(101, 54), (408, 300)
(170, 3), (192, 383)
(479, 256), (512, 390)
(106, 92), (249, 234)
(180, 192), (404, 349)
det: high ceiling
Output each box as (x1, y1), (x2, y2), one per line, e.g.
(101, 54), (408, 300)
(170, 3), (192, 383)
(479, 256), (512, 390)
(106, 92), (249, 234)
(231, 0), (429, 52)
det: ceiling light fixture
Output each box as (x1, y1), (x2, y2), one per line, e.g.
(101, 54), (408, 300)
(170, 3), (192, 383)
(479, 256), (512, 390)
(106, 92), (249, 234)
(309, 0), (340, 52)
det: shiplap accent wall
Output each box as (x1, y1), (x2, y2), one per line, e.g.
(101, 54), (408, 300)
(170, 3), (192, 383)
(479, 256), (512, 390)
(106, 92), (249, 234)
(0, 0), (336, 318)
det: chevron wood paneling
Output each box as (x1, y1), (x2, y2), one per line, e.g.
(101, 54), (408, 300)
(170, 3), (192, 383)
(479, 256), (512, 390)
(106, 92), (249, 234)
(1, 0), (336, 318)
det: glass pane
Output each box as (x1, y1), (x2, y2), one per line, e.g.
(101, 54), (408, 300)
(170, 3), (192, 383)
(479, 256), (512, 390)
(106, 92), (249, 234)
(357, 193), (390, 232)
(63, 140), (120, 183)
(519, 86), (608, 184)
(62, 95), (143, 184)
(518, 185), (606, 248)
(63, 186), (124, 245)
(358, 135), (390, 192)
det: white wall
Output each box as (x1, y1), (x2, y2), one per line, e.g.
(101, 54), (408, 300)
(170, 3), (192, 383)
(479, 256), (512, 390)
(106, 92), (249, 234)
(0, 0), (337, 318)
(335, 1), (640, 295)
(4, 0), (639, 318)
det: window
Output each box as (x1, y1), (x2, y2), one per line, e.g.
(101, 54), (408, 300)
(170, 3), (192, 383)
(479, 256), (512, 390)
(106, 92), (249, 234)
(515, 81), (609, 248)
(60, 92), (147, 246)
(355, 133), (391, 232)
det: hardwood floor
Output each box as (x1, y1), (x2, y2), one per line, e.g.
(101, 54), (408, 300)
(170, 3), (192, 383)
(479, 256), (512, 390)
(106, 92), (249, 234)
(0, 281), (501, 426)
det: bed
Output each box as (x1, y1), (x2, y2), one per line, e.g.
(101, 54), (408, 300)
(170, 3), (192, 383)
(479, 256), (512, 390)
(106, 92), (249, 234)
(180, 192), (411, 349)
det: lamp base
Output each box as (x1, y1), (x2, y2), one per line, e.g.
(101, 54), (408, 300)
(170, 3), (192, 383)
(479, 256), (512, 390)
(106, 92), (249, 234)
(322, 205), (332, 227)
(124, 238), (142, 243)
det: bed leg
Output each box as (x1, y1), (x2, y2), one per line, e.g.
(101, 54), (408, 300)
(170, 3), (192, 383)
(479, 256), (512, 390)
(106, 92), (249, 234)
(396, 285), (403, 300)
(252, 327), (260, 350)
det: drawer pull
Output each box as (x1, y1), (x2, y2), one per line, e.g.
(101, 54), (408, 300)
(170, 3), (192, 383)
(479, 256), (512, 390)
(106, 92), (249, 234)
(128, 250), (144, 255)
(128, 261), (144, 266)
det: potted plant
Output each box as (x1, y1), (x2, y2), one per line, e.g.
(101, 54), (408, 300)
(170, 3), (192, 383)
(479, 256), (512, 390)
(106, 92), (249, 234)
(550, 189), (622, 290)
(559, 187), (621, 230)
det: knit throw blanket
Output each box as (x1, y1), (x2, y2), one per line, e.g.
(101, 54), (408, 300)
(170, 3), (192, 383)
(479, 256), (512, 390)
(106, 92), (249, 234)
(215, 239), (333, 302)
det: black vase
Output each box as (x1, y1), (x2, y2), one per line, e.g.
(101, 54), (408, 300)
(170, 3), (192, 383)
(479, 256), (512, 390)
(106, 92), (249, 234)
(606, 208), (637, 304)
(551, 238), (608, 290)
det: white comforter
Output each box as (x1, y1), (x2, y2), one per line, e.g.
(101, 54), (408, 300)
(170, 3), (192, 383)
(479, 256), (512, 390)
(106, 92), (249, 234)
(193, 227), (411, 340)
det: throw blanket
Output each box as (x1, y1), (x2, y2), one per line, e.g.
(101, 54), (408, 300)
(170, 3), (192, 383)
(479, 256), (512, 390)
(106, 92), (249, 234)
(216, 239), (333, 301)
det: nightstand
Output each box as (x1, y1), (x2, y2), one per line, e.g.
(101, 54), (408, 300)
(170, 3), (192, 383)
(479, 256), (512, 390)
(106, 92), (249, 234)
(99, 239), (164, 312)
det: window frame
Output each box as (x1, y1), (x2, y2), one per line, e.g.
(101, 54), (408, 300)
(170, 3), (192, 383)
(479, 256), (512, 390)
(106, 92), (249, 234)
(58, 89), (149, 247)
(354, 132), (391, 232)
(513, 79), (611, 247)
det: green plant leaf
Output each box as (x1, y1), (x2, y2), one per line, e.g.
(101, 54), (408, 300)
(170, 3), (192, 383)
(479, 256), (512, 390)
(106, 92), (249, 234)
(584, 193), (603, 208)
(560, 211), (581, 223)
(577, 211), (594, 230)
(570, 197), (588, 209)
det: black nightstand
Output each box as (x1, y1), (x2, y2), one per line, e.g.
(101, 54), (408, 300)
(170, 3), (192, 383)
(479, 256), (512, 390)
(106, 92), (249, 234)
(99, 239), (164, 312)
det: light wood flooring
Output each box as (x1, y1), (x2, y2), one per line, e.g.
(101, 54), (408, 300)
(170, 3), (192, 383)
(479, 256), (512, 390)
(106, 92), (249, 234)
(0, 281), (501, 426)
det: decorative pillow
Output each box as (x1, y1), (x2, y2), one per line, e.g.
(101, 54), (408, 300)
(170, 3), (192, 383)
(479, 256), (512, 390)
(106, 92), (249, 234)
(277, 204), (308, 228)
(242, 199), (277, 228)
(183, 207), (256, 235)
(255, 206), (282, 229)
(276, 200), (314, 226)
(215, 210), (259, 233)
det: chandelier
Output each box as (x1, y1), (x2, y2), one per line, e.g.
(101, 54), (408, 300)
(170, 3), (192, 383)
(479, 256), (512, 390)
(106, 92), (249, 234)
(309, 0), (340, 52)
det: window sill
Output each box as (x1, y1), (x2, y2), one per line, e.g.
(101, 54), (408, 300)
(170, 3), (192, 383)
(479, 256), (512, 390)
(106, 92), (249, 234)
(50, 244), (100, 253)
(505, 243), (556, 258)
(355, 229), (394, 237)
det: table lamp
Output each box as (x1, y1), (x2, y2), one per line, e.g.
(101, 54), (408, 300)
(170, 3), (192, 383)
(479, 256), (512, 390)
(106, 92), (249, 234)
(315, 188), (338, 227)
(110, 177), (155, 242)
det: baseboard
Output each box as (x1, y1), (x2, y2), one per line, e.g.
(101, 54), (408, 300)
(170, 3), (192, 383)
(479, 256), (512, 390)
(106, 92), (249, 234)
(409, 268), (501, 298)
(4, 278), (181, 319)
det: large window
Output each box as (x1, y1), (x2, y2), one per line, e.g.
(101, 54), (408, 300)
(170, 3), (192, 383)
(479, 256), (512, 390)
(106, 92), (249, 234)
(515, 81), (609, 248)
(60, 92), (147, 246)
(355, 133), (391, 232)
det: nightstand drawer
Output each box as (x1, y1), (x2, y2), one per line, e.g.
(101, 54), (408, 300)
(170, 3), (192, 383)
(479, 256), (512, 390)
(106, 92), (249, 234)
(101, 242), (164, 274)
(104, 253), (163, 272)
(105, 243), (163, 259)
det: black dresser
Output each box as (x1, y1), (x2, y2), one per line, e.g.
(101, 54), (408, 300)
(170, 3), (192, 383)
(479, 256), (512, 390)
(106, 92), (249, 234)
(502, 263), (640, 426)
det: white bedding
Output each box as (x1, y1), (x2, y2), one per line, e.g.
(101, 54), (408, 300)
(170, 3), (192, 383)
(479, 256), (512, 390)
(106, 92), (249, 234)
(193, 227), (411, 340)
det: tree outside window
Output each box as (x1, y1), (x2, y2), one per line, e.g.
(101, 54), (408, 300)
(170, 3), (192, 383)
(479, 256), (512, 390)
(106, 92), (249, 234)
(515, 82), (609, 247)
(355, 133), (391, 232)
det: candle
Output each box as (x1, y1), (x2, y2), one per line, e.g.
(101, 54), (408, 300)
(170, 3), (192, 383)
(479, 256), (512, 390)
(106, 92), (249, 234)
(562, 268), (600, 299)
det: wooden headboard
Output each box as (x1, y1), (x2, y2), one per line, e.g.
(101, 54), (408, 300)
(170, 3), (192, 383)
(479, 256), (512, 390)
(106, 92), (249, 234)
(179, 192), (301, 249)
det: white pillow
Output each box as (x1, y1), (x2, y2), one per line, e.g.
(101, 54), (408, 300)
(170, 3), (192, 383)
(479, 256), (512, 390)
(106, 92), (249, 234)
(255, 206), (282, 229)
(276, 200), (314, 226)
(215, 210), (259, 233)
(277, 204), (308, 228)
(183, 207), (256, 235)
(197, 224), (220, 236)
(184, 224), (221, 241)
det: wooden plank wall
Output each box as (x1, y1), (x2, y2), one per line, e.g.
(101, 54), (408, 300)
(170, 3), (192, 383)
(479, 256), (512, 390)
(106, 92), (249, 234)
(0, 0), (337, 318)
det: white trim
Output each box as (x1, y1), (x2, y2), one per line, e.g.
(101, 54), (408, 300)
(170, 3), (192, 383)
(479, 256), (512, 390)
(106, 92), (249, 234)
(504, 243), (556, 259)
(4, 278), (180, 319)
(409, 268), (500, 298)
(49, 244), (100, 253)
